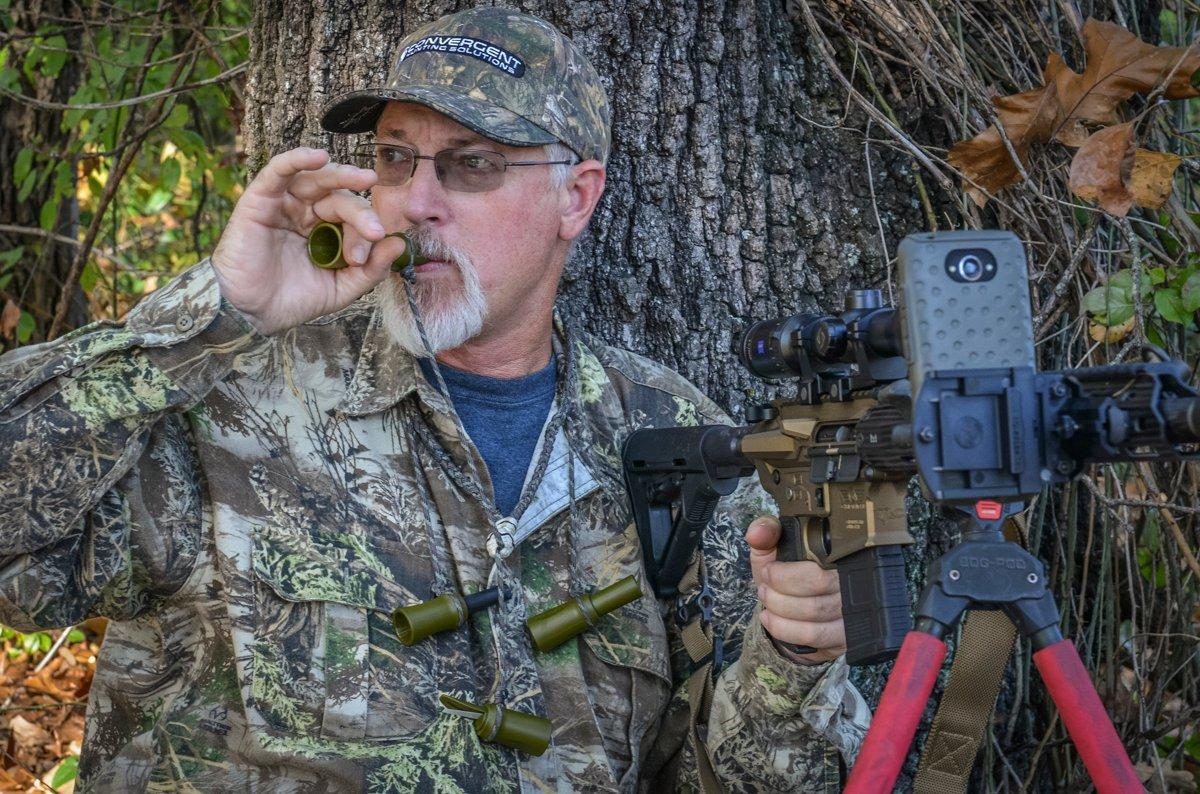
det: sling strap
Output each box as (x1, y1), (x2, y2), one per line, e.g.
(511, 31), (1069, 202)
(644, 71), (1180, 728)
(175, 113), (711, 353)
(678, 554), (724, 794)
(913, 517), (1025, 793)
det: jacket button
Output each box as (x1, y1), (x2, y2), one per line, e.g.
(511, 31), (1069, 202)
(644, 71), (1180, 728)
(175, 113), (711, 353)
(175, 314), (195, 332)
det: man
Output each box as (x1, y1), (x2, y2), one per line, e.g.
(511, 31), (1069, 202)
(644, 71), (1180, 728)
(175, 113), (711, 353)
(0, 7), (868, 792)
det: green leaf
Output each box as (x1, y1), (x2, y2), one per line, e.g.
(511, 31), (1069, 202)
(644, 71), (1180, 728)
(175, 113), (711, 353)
(0, 246), (24, 269)
(160, 158), (181, 193)
(1154, 289), (1190, 324)
(38, 197), (58, 231)
(40, 35), (67, 78)
(165, 103), (189, 128)
(141, 187), (173, 215)
(1183, 273), (1200, 313)
(0, 65), (19, 92)
(12, 147), (32, 185)
(1107, 269), (1151, 294)
(1107, 303), (1134, 325)
(15, 311), (34, 343)
(1082, 285), (1133, 319)
(1148, 267), (1167, 285)
(1142, 512), (1161, 549)
(79, 261), (100, 293)
(53, 159), (74, 197)
(0, 275), (12, 291)
(1137, 547), (1168, 587)
(50, 755), (77, 789)
(15, 169), (37, 203)
(170, 129), (206, 158)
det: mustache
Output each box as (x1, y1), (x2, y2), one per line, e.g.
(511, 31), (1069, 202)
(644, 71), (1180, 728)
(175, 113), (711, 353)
(402, 226), (469, 270)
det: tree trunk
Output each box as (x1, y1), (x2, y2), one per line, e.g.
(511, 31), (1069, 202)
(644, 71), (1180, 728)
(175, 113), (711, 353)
(243, 0), (936, 786)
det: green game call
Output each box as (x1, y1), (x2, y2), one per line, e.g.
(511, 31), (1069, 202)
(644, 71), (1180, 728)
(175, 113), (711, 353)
(526, 575), (643, 653)
(439, 694), (552, 756)
(307, 220), (430, 275)
(392, 588), (500, 646)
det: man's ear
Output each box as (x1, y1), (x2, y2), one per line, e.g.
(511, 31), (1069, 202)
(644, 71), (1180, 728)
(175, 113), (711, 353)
(559, 160), (606, 242)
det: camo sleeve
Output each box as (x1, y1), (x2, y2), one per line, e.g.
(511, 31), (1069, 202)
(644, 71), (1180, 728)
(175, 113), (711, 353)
(0, 259), (263, 629)
(692, 474), (871, 792)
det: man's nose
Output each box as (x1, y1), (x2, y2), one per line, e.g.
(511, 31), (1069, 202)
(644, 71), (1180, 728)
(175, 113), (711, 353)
(400, 158), (450, 228)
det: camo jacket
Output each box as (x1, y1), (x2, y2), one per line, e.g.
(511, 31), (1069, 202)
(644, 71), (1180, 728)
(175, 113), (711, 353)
(0, 259), (869, 792)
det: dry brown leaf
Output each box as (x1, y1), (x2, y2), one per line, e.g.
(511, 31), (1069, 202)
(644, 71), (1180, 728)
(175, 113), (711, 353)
(1069, 123), (1136, 215)
(23, 671), (75, 702)
(1050, 19), (1200, 146)
(947, 83), (1060, 206)
(0, 300), (19, 341)
(1137, 761), (1196, 792)
(950, 18), (1199, 203)
(8, 715), (50, 751)
(0, 766), (36, 791)
(1089, 315), (1136, 343)
(1129, 149), (1184, 209)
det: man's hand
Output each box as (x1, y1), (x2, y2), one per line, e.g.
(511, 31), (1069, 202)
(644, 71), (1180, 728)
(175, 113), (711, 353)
(211, 147), (410, 336)
(746, 515), (847, 664)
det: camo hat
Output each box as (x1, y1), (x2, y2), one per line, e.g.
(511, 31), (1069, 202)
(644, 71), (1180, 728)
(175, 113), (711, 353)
(320, 7), (611, 163)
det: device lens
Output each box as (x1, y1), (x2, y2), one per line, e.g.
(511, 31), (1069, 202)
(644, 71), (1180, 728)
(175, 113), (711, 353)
(958, 254), (984, 282)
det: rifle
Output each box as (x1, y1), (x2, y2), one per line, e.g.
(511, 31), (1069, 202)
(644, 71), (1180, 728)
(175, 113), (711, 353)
(623, 289), (916, 665)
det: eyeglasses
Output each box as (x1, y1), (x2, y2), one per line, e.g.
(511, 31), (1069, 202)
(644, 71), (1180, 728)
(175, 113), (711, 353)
(350, 143), (576, 193)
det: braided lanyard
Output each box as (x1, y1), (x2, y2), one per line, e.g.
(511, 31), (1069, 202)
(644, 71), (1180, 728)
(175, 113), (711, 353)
(401, 277), (577, 558)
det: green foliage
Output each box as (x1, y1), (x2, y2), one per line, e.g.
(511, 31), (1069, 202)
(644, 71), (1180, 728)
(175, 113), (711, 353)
(0, 625), (54, 659)
(1083, 264), (1200, 329)
(50, 755), (78, 789)
(0, 0), (250, 347)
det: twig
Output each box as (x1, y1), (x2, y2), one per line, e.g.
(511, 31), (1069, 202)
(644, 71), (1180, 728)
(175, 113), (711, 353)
(31, 628), (73, 675)
(1035, 221), (1097, 334)
(0, 62), (246, 112)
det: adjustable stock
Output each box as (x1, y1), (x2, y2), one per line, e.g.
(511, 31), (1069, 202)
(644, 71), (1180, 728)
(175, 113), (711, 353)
(623, 425), (753, 598)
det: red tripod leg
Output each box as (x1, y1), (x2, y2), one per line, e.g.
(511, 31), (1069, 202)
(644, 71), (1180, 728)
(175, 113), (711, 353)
(845, 632), (947, 793)
(1033, 639), (1143, 793)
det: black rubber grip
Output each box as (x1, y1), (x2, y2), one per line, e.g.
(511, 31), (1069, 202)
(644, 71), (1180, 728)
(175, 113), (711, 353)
(463, 587), (501, 614)
(839, 545), (911, 666)
(773, 517), (818, 656)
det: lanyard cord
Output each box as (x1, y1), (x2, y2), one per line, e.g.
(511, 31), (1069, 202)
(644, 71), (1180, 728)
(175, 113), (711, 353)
(400, 278), (578, 554)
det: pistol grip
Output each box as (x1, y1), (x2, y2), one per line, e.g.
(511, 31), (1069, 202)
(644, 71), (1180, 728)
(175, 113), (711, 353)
(770, 517), (818, 657)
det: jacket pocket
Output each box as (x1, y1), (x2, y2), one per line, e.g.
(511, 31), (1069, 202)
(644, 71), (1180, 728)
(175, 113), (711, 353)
(576, 528), (674, 789)
(249, 522), (440, 742)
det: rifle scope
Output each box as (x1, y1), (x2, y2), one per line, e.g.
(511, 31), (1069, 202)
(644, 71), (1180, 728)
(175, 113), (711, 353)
(738, 289), (904, 384)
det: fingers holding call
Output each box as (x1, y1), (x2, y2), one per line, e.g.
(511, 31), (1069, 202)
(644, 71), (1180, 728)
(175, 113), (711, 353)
(746, 514), (847, 663)
(310, 191), (388, 266)
(211, 146), (409, 337)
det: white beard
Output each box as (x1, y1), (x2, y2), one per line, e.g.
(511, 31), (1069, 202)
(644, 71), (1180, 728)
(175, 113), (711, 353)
(375, 230), (488, 355)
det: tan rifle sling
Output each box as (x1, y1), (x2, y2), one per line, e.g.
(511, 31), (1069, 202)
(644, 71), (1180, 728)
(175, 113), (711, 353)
(678, 554), (724, 794)
(913, 518), (1025, 794)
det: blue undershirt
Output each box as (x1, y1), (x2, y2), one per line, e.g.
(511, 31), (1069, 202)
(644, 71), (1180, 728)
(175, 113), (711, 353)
(418, 354), (557, 516)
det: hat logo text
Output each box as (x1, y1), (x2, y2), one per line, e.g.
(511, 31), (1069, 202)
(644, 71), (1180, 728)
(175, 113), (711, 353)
(400, 35), (526, 77)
